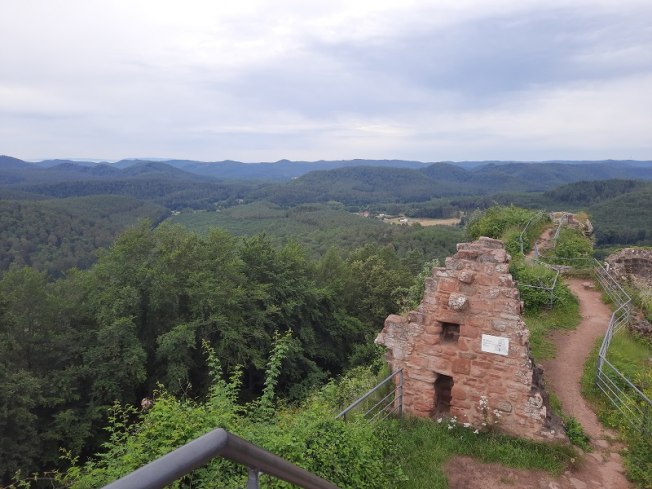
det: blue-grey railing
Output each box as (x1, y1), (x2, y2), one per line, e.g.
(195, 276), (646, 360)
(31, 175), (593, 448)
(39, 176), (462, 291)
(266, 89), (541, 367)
(518, 211), (546, 255)
(336, 369), (403, 422)
(102, 428), (339, 489)
(593, 259), (651, 433)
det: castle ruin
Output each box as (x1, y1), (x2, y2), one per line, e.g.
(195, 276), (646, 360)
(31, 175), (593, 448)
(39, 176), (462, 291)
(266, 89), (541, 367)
(376, 237), (565, 442)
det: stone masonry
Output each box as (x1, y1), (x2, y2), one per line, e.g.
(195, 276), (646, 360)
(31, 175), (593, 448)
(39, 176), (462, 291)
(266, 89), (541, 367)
(606, 248), (652, 287)
(376, 237), (566, 442)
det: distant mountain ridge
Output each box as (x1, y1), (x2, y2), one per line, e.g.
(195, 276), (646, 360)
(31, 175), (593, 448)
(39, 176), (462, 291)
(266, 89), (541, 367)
(3, 155), (652, 183)
(3, 155), (652, 207)
(249, 161), (652, 205)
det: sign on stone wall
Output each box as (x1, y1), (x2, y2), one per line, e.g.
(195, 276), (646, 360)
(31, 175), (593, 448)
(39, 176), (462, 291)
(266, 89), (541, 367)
(481, 334), (509, 356)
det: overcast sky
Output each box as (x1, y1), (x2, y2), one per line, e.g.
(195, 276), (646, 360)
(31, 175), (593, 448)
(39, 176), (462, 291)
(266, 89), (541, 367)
(1, 0), (651, 162)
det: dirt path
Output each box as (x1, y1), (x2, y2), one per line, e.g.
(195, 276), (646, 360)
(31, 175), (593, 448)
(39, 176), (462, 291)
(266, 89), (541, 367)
(528, 226), (555, 259)
(444, 278), (632, 488)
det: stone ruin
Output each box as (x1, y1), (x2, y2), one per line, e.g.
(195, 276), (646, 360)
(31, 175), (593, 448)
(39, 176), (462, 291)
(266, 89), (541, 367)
(376, 237), (566, 442)
(549, 211), (593, 237)
(605, 248), (652, 288)
(605, 248), (652, 341)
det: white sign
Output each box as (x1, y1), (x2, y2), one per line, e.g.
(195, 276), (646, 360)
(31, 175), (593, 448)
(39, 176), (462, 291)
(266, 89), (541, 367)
(481, 334), (509, 356)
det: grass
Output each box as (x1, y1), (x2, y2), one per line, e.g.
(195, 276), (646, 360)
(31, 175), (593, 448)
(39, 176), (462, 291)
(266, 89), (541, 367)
(581, 328), (652, 488)
(607, 329), (652, 378)
(523, 294), (581, 360)
(390, 417), (575, 489)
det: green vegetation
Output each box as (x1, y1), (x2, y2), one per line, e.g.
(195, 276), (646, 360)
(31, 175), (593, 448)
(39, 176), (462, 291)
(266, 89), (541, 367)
(589, 187), (652, 247)
(35, 343), (403, 489)
(582, 332), (652, 488)
(626, 284), (652, 326)
(466, 205), (539, 242)
(170, 202), (463, 262)
(4, 158), (652, 487)
(511, 261), (574, 312)
(464, 205), (581, 353)
(523, 298), (580, 360)
(0, 221), (434, 483)
(394, 417), (574, 489)
(0, 196), (168, 276)
(546, 227), (593, 264)
(23, 351), (574, 489)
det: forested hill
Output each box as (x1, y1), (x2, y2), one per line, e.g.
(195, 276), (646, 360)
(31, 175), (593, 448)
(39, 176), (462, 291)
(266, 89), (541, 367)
(4, 155), (652, 184)
(0, 196), (168, 275)
(252, 161), (652, 205)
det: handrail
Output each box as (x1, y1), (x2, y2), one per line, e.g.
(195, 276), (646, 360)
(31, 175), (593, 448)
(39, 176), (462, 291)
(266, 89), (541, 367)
(102, 428), (340, 489)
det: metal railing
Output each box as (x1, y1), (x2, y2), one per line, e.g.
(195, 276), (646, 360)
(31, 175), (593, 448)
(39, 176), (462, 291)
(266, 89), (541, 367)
(336, 369), (403, 423)
(518, 211), (546, 255)
(102, 428), (340, 489)
(518, 264), (561, 309)
(593, 259), (652, 433)
(519, 214), (650, 432)
(550, 213), (569, 247)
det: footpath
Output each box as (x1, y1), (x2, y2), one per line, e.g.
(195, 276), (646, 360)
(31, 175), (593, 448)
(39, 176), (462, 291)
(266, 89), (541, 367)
(444, 270), (632, 487)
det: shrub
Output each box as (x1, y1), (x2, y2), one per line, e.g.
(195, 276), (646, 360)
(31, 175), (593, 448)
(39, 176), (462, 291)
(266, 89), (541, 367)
(55, 338), (404, 489)
(511, 261), (574, 312)
(466, 206), (539, 241)
(548, 228), (593, 265)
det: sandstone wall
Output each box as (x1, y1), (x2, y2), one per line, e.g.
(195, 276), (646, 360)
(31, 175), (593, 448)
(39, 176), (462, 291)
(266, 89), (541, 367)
(376, 237), (565, 442)
(606, 248), (652, 287)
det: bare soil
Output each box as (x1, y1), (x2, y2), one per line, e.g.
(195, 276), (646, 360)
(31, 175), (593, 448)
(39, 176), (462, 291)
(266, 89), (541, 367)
(528, 226), (555, 259)
(443, 279), (632, 488)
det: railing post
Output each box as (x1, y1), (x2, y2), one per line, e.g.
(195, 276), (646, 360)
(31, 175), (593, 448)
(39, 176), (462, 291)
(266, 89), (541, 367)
(398, 370), (403, 418)
(246, 467), (260, 489)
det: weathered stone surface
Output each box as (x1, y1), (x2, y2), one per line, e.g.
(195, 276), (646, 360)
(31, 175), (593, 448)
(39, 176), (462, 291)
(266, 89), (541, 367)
(550, 212), (593, 237)
(606, 248), (652, 287)
(448, 293), (468, 311)
(375, 238), (566, 443)
(458, 269), (475, 284)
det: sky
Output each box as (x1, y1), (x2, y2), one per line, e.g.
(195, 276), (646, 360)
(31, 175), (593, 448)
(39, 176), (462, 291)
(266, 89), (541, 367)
(1, 0), (651, 162)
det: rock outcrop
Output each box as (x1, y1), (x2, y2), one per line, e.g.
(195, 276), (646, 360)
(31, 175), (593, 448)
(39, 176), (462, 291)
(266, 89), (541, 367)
(376, 237), (565, 442)
(549, 212), (593, 237)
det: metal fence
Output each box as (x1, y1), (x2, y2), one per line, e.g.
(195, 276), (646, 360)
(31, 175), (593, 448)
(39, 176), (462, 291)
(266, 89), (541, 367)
(550, 213), (570, 247)
(518, 264), (561, 309)
(593, 259), (652, 433)
(102, 428), (340, 489)
(518, 211), (547, 255)
(336, 369), (403, 423)
(521, 215), (651, 432)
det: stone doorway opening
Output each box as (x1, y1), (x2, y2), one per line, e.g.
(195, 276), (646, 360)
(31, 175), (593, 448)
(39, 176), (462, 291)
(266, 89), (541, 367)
(434, 373), (454, 417)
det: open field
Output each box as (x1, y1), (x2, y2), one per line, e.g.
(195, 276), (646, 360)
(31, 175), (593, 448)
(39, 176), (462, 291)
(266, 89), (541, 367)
(385, 216), (461, 226)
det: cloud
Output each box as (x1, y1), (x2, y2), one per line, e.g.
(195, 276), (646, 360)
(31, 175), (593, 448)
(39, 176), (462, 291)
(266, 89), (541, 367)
(0, 0), (651, 160)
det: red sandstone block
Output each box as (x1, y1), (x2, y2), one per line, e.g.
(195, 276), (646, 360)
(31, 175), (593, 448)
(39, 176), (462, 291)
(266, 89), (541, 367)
(421, 333), (439, 345)
(472, 361), (491, 370)
(460, 324), (479, 339)
(406, 355), (429, 369)
(465, 317), (486, 329)
(452, 400), (472, 410)
(451, 384), (467, 400)
(473, 274), (495, 286)
(438, 279), (458, 293)
(471, 299), (495, 314)
(452, 357), (471, 375)
(414, 401), (435, 412)
(428, 356), (451, 372)
(488, 385), (507, 395)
